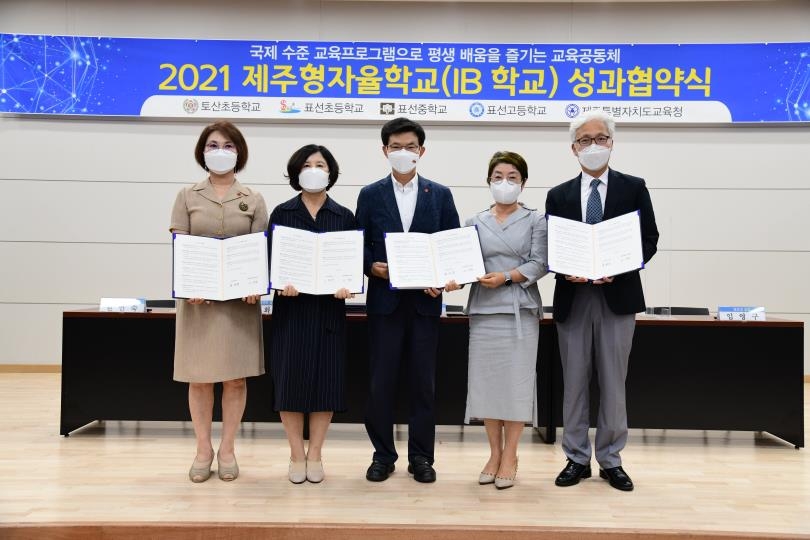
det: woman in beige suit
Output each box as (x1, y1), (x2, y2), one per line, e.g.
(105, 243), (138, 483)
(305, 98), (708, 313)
(170, 121), (268, 483)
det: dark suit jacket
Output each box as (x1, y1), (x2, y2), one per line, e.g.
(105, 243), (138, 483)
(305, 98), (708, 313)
(356, 175), (460, 316)
(545, 168), (659, 323)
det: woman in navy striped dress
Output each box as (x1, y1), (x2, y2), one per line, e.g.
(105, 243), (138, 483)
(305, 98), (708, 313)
(267, 144), (357, 484)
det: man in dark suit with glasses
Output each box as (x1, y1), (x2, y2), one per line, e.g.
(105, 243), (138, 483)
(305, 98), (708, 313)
(546, 111), (659, 492)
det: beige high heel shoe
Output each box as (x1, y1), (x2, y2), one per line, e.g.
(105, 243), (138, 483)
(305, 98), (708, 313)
(217, 452), (239, 481)
(494, 457), (518, 490)
(478, 471), (496, 485)
(479, 457), (499, 485)
(306, 458), (325, 483)
(188, 453), (214, 483)
(289, 459), (307, 484)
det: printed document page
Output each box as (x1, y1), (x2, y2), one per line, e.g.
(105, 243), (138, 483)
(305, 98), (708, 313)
(385, 232), (437, 289)
(174, 232), (268, 300)
(547, 211), (642, 281)
(593, 211), (643, 279)
(316, 230), (364, 294)
(386, 227), (485, 289)
(432, 226), (486, 286)
(270, 225), (363, 295)
(173, 234), (222, 300)
(222, 232), (269, 299)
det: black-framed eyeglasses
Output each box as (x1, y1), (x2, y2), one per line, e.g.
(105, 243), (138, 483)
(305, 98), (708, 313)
(386, 144), (420, 152)
(574, 135), (611, 147)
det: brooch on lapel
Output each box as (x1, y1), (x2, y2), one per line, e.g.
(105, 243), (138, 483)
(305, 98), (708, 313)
(239, 201), (248, 211)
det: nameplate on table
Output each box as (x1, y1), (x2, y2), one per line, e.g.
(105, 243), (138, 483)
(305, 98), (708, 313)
(717, 306), (766, 321)
(260, 298), (273, 315)
(99, 297), (146, 313)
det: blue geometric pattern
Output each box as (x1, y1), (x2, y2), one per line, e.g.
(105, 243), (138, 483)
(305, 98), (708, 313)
(0, 35), (106, 113)
(785, 52), (810, 121)
(585, 179), (603, 225)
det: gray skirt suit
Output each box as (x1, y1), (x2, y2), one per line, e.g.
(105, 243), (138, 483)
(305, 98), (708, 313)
(464, 206), (548, 424)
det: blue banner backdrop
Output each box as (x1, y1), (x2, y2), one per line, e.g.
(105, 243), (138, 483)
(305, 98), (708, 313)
(1, 34), (808, 123)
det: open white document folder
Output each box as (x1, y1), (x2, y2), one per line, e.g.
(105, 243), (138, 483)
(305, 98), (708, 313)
(547, 210), (644, 281)
(385, 226), (486, 289)
(173, 232), (269, 301)
(269, 225), (364, 295)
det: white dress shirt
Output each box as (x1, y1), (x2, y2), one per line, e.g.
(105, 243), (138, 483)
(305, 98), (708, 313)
(580, 170), (608, 223)
(392, 173), (418, 232)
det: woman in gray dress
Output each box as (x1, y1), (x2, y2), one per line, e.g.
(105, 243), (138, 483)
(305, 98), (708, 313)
(170, 121), (268, 483)
(448, 151), (548, 489)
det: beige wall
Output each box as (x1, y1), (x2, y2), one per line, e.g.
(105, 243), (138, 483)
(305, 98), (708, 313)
(1, 0), (809, 370)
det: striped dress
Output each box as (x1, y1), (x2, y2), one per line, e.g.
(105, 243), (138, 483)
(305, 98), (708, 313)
(267, 194), (357, 412)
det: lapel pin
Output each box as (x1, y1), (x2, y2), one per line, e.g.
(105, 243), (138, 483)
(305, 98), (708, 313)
(239, 202), (248, 211)
(424, 187), (429, 192)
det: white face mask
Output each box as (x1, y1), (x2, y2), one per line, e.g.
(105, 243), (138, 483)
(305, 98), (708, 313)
(204, 149), (237, 174)
(576, 144), (611, 171)
(490, 181), (522, 205)
(387, 149), (419, 174)
(298, 167), (330, 193)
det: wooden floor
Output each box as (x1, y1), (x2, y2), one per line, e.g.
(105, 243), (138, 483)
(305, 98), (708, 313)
(0, 373), (808, 539)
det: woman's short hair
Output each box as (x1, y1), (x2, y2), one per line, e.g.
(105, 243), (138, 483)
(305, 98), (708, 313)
(194, 121), (249, 173)
(569, 111), (616, 143)
(286, 144), (340, 191)
(487, 151), (528, 184)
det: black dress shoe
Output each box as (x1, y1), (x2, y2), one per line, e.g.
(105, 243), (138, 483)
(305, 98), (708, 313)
(407, 458), (436, 483)
(554, 459), (592, 487)
(366, 460), (395, 482)
(599, 466), (634, 491)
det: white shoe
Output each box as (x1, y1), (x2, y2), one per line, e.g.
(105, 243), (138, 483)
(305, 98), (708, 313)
(288, 460), (306, 484)
(306, 459), (324, 483)
(478, 472), (496, 485)
(494, 457), (518, 490)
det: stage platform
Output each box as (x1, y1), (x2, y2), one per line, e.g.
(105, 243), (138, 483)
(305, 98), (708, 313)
(0, 373), (808, 539)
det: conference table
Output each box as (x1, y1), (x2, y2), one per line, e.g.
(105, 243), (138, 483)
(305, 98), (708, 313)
(60, 309), (804, 448)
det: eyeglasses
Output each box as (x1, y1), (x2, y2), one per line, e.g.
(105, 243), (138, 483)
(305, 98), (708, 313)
(574, 135), (611, 147)
(489, 177), (522, 186)
(386, 144), (420, 153)
(205, 142), (237, 152)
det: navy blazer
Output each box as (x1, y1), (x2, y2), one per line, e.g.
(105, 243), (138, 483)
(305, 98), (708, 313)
(356, 175), (460, 316)
(545, 168), (659, 323)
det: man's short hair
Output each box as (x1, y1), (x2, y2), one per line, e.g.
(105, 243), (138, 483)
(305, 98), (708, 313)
(569, 111), (616, 143)
(380, 117), (426, 146)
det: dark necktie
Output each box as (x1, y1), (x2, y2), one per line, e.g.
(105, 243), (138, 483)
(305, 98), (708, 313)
(585, 179), (603, 224)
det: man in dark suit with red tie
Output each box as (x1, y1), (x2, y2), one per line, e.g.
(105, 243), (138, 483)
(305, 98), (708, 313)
(545, 111), (659, 492)
(356, 117), (460, 483)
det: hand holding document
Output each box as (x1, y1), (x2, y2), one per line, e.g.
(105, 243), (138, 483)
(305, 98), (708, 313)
(547, 211), (644, 281)
(269, 225), (364, 295)
(385, 226), (486, 289)
(173, 232), (269, 301)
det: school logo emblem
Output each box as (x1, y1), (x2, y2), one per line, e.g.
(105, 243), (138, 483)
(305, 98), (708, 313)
(182, 98), (199, 114)
(279, 99), (300, 113)
(469, 102), (485, 118)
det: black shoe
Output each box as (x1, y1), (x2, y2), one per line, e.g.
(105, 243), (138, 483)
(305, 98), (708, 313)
(599, 466), (634, 491)
(407, 457), (436, 483)
(554, 459), (592, 487)
(366, 460), (395, 482)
